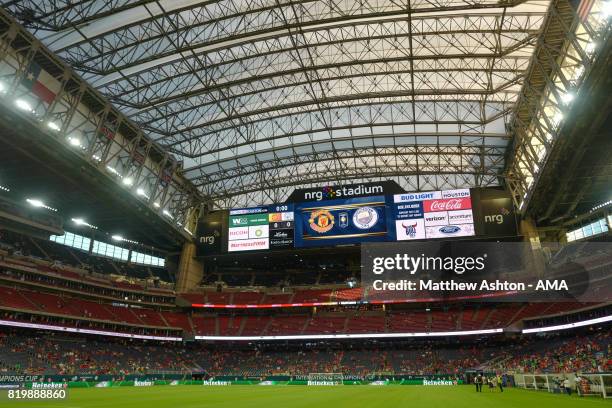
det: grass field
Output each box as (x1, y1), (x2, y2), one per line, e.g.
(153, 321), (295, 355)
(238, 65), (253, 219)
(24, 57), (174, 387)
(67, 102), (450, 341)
(3, 385), (610, 408)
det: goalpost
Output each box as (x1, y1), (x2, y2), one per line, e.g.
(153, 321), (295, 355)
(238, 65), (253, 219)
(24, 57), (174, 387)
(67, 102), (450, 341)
(577, 374), (612, 398)
(307, 373), (344, 386)
(516, 373), (612, 398)
(519, 374), (567, 393)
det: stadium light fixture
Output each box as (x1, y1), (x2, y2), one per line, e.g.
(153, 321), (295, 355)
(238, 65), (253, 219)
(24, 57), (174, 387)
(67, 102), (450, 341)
(67, 136), (82, 147)
(153, 202), (160, 208)
(106, 166), (119, 176)
(47, 121), (61, 131)
(591, 199), (612, 212)
(163, 209), (173, 219)
(122, 177), (134, 186)
(561, 92), (574, 105)
(0, 82), (5, 93)
(111, 235), (138, 245)
(71, 218), (98, 229)
(585, 42), (597, 55)
(0, 185), (9, 192)
(604, 1), (612, 18)
(92, 155), (102, 162)
(27, 199), (43, 207)
(15, 99), (33, 112)
(26, 198), (57, 212)
(136, 188), (150, 199)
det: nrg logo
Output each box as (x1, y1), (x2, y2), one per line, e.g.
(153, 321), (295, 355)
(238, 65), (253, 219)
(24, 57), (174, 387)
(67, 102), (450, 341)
(199, 230), (220, 245)
(484, 207), (511, 224)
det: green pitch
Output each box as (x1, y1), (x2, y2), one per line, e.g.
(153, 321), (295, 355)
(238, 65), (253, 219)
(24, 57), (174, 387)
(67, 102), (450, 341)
(5, 385), (610, 408)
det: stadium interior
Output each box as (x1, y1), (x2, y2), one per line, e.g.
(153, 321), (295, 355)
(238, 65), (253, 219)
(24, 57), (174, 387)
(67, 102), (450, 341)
(0, 0), (610, 406)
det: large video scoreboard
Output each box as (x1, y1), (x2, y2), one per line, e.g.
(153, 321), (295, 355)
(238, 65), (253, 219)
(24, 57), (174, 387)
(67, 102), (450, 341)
(228, 188), (475, 252)
(196, 184), (518, 255)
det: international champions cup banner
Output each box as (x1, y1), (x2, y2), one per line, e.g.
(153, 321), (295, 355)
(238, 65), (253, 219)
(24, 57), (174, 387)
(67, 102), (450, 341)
(294, 196), (388, 248)
(391, 189), (475, 240)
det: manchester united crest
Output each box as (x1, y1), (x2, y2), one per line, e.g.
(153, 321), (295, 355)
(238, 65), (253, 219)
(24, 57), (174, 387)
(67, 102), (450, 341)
(308, 209), (335, 233)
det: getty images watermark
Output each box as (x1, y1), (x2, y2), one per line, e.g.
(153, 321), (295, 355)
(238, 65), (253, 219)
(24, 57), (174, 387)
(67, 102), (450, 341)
(360, 241), (612, 303)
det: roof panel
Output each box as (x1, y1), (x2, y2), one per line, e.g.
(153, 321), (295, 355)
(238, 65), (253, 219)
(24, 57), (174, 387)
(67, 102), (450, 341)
(2, 0), (551, 206)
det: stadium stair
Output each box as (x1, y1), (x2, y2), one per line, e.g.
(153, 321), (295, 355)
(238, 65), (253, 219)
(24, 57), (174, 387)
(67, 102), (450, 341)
(480, 307), (496, 329)
(27, 237), (50, 260)
(187, 315), (196, 334)
(237, 316), (248, 336)
(301, 316), (313, 334)
(159, 312), (170, 327)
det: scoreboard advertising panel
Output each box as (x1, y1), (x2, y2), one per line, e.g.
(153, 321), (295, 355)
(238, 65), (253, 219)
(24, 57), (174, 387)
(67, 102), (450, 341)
(391, 188), (475, 241)
(198, 186), (513, 254)
(227, 204), (294, 252)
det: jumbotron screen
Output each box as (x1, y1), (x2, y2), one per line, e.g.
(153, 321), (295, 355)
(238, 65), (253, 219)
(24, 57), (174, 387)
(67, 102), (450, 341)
(227, 189), (475, 251)
(294, 195), (388, 247)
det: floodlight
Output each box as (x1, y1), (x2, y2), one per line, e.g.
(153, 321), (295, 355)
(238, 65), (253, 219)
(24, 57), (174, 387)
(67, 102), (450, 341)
(67, 136), (82, 147)
(15, 99), (32, 112)
(27, 198), (44, 207)
(561, 92), (574, 105)
(47, 121), (60, 131)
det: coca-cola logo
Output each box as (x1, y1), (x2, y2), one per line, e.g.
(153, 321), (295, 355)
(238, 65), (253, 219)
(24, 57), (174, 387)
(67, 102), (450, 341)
(424, 198), (471, 212)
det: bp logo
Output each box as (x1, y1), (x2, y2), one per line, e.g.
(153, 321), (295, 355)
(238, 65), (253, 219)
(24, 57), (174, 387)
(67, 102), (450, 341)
(308, 209), (335, 233)
(352, 207), (378, 229)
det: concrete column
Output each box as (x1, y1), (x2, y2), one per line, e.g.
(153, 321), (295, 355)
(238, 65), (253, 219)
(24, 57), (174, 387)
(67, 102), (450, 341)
(519, 217), (546, 277)
(176, 241), (203, 292)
